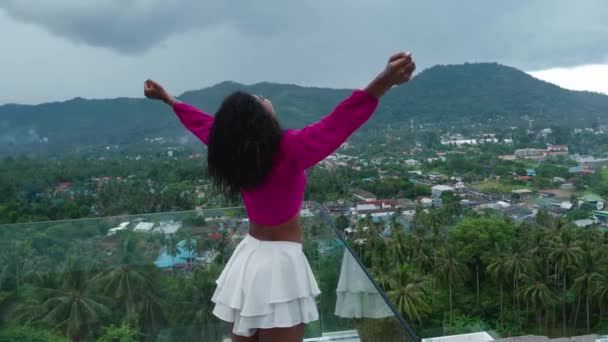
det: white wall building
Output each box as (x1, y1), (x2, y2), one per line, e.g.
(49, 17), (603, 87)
(405, 159), (420, 166)
(108, 222), (130, 235)
(432, 185), (455, 198)
(133, 222), (155, 233)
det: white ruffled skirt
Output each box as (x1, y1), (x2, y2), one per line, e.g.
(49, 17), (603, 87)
(335, 250), (394, 319)
(212, 235), (321, 337)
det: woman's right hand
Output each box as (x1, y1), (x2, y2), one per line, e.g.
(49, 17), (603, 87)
(144, 79), (174, 104)
(364, 51), (416, 98)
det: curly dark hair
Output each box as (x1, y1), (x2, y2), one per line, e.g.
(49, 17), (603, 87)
(208, 91), (283, 197)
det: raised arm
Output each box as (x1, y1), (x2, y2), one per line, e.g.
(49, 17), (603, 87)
(283, 52), (415, 170)
(144, 79), (214, 145)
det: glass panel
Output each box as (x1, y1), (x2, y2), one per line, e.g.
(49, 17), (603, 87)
(306, 205), (416, 341)
(335, 202), (608, 342)
(0, 207), (412, 341)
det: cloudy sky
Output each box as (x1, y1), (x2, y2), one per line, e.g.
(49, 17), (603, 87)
(1, 0), (607, 105)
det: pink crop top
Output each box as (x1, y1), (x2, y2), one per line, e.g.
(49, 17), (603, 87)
(173, 90), (379, 225)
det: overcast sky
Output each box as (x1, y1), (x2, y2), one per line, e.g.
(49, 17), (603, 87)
(1, 0), (607, 105)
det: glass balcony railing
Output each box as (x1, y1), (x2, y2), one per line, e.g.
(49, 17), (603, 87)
(339, 205), (608, 342)
(0, 206), (415, 341)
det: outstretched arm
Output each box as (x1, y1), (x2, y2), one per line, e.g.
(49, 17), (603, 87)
(144, 79), (214, 145)
(284, 52), (416, 170)
(364, 52), (415, 97)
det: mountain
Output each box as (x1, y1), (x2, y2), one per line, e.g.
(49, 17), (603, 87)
(382, 63), (608, 127)
(1, 63), (607, 155)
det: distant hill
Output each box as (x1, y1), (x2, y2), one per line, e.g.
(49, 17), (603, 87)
(382, 63), (608, 127)
(1, 63), (607, 155)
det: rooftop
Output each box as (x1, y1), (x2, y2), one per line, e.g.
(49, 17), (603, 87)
(580, 194), (605, 202)
(432, 185), (455, 191)
(512, 189), (533, 194)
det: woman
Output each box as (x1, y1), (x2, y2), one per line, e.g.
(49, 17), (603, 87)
(144, 51), (415, 342)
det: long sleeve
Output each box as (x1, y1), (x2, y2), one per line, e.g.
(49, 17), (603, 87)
(173, 102), (214, 145)
(282, 90), (379, 170)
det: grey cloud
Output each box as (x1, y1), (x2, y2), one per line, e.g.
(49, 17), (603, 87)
(1, 0), (608, 74)
(0, 0), (316, 53)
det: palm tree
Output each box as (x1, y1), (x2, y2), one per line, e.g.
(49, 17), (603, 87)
(423, 214), (444, 306)
(216, 231), (230, 264)
(552, 216), (569, 231)
(409, 228), (425, 261)
(519, 271), (556, 334)
(373, 267), (394, 292)
(436, 248), (469, 321)
(182, 234), (197, 255)
(571, 249), (600, 332)
(503, 247), (529, 315)
(166, 235), (181, 263)
(14, 264), (111, 341)
(137, 290), (168, 336)
(528, 228), (549, 277)
(170, 264), (222, 340)
(549, 229), (582, 335)
(91, 264), (157, 321)
(387, 265), (430, 324)
(1, 241), (29, 295)
(487, 250), (509, 317)
(534, 209), (553, 229)
(389, 227), (408, 266)
(592, 271), (608, 320)
(413, 246), (434, 275)
(195, 235), (208, 260)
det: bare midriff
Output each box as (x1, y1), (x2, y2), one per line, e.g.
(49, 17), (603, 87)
(248, 215), (302, 243)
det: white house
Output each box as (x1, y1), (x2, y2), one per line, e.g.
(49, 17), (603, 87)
(429, 173), (445, 181)
(370, 211), (394, 220)
(432, 185), (455, 198)
(356, 203), (378, 211)
(157, 220), (181, 235)
(107, 222), (130, 236)
(133, 222), (155, 233)
(553, 177), (567, 183)
(420, 197), (433, 207)
(574, 219), (594, 228)
(454, 181), (466, 190)
(496, 201), (511, 208)
(300, 208), (314, 217)
(511, 188), (534, 199)
(405, 159), (420, 167)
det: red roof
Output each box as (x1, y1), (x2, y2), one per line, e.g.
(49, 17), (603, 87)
(208, 232), (221, 241)
(517, 176), (532, 181)
(55, 182), (73, 191)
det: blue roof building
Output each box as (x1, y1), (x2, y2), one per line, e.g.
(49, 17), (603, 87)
(154, 239), (197, 269)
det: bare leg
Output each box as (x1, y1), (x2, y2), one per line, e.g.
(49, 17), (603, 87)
(258, 324), (305, 342)
(231, 325), (259, 342)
